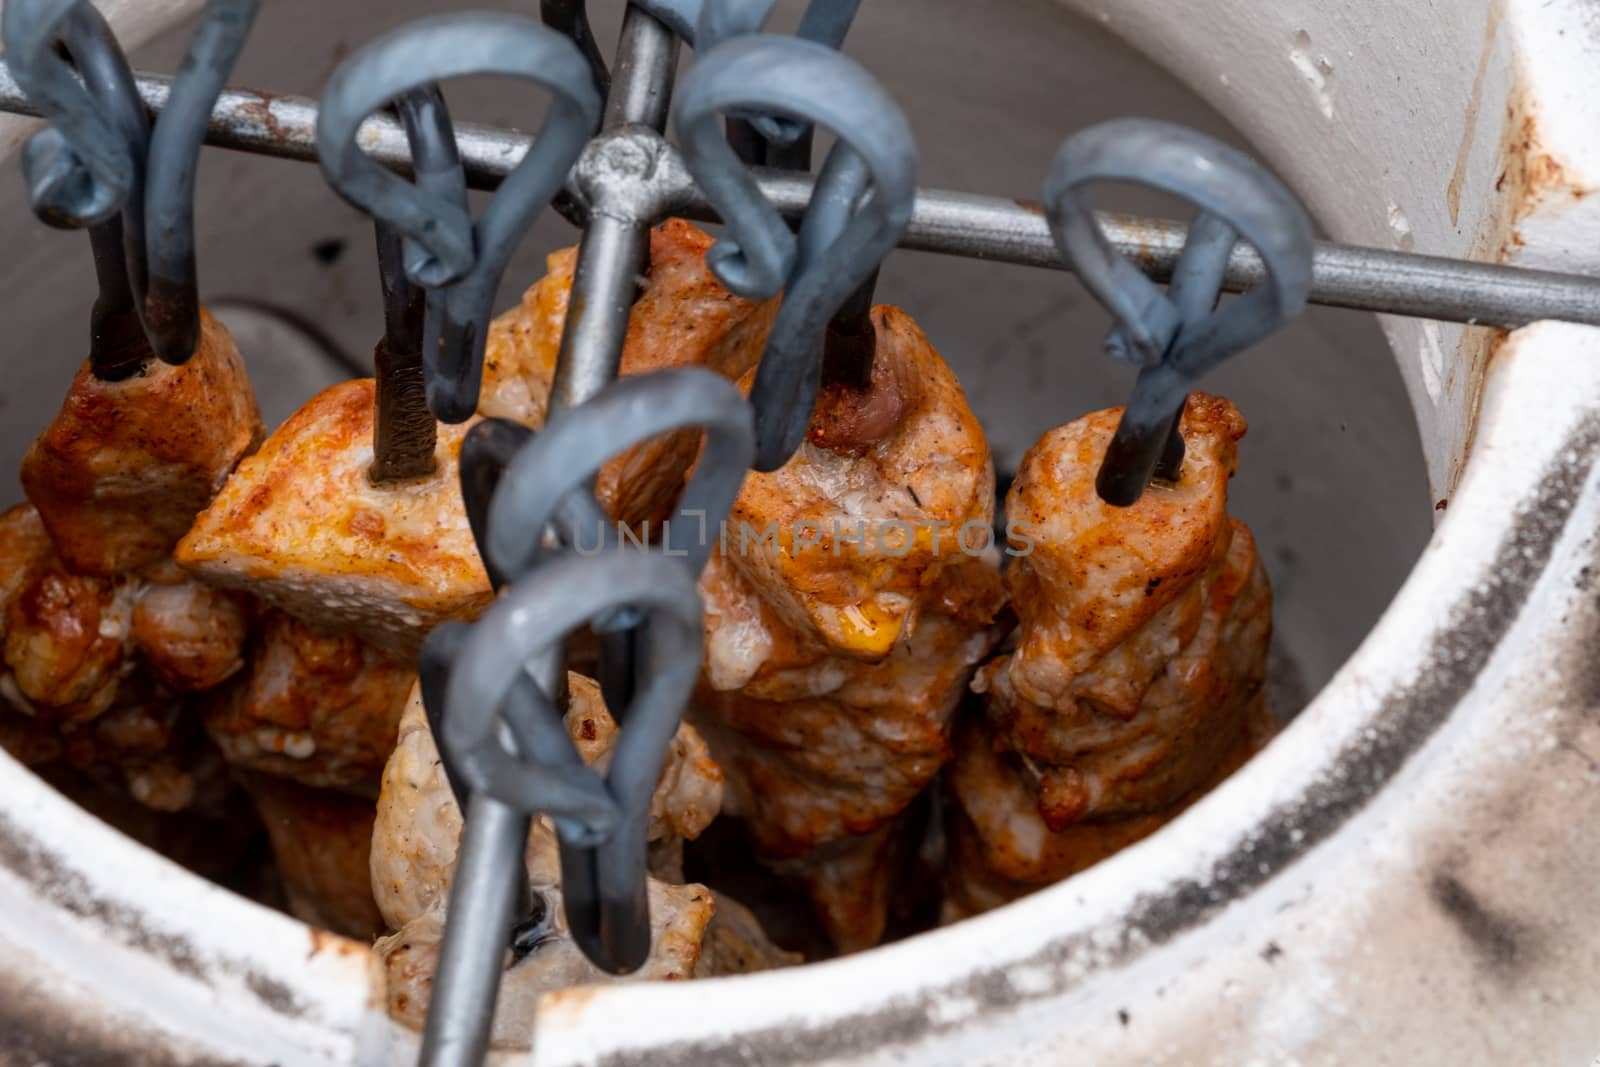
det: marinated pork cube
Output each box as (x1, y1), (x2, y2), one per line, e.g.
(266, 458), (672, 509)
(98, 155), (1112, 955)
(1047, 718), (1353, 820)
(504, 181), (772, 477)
(179, 221), (767, 655)
(203, 609), (414, 793)
(480, 218), (770, 526)
(4, 553), (138, 720)
(0, 506), (244, 812)
(22, 309), (262, 576)
(131, 573), (250, 692)
(175, 379), (489, 657)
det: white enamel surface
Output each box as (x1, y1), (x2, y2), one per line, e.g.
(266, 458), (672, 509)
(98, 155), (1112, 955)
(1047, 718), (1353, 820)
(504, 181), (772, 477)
(0, 0), (1596, 1063)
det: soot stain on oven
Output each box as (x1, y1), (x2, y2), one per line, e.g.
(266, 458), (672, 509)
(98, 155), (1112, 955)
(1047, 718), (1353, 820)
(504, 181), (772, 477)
(603, 417), (1600, 1067)
(0, 809), (311, 1018)
(1428, 870), (1538, 979)
(0, 960), (253, 1067)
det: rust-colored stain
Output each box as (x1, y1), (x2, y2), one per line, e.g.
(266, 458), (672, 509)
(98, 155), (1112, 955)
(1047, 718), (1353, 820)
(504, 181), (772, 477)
(1491, 96), (1586, 262)
(1099, 211), (1179, 280)
(1524, 140), (1572, 196)
(538, 981), (605, 1024)
(234, 90), (289, 144)
(1448, 327), (1512, 495)
(1013, 196), (1046, 217)
(1437, 33), (1592, 488)
(1447, 0), (1508, 227)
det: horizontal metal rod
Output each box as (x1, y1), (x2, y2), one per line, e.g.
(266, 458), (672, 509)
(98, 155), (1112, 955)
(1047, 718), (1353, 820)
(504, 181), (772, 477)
(2, 62), (1598, 330)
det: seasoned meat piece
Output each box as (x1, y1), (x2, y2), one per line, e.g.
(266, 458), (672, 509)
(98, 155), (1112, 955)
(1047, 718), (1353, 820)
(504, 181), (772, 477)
(203, 610), (413, 793)
(693, 892), (803, 976)
(179, 222), (764, 655)
(132, 576), (249, 692)
(691, 308), (1006, 952)
(0, 504), (245, 813)
(944, 713), (1195, 919)
(4, 558), (137, 720)
(21, 309), (262, 576)
(479, 217), (769, 525)
(0, 504), (52, 613)
(1, 672), (225, 814)
(242, 771), (386, 939)
(946, 394), (1274, 915)
(175, 380), (489, 657)
(719, 307), (999, 659)
(371, 676), (767, 1047)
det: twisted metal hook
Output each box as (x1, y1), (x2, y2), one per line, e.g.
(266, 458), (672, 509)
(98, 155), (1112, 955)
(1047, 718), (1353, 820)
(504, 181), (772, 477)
(5, 0), (150, 377)
(142, 0), (258, 362)
(482, 366), (750, 723)
(675, 35), (915, 470)
(316, 13), (602, 423)
(426, 365), (747, 982)
(5, 0), (258, 366)
(4, 0), (143, 229)
(540, 0), (611, 106)
(693, 0), (862, 163)
(442, 550), (703, 972)
(458, 415), (620, 617)
(684, 0), (885, 387)
(485, 367), (754, 581)
(1043, 118), (1314, 506)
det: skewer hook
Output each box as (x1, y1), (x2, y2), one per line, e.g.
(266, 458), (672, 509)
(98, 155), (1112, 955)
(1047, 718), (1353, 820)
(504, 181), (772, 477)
(316, 14), (602, 423)
(675, 33), (915, 470)
(1043, 118), (1315, 506)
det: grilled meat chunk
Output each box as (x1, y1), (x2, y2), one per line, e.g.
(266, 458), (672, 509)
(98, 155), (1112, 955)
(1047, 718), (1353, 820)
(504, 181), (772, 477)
(946, 394), (1274, 916)
(203, 609), (414, 793)
(22, 309), (261, 575)
(179, 221), (765, 654)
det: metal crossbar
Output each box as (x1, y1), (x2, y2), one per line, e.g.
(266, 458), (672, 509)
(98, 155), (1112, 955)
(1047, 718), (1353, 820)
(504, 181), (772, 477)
(0, 60), (1595, 331)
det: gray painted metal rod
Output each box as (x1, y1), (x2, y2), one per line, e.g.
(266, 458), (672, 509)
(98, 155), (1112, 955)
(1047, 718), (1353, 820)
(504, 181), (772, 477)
(1, 61), (1597, 330)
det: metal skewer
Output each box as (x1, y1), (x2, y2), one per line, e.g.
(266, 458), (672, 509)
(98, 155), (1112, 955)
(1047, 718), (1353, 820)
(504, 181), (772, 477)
(422, 9), (680, 1063)
(0, 62), (1592, 331)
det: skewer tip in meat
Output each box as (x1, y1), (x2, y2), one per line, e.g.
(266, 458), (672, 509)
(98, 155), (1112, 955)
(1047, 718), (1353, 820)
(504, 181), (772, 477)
(174, 379), (489, 657)
(371, 675), (788, 1047)
(947, 393), (1274, 916)
(22, 309), (262, 576)
(693, 306), (1007, 952)
(203, 609), (414, 794)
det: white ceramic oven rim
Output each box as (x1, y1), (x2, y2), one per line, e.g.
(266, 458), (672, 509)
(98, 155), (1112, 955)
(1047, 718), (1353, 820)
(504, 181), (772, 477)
(2, 0), (1600, 1064)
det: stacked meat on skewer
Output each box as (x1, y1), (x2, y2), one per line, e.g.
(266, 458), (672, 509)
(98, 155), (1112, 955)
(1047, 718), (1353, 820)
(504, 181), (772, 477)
(0, 309), (266, 885)
(946, 394), (1276, 918)
(3, 216), (1278, 1037)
